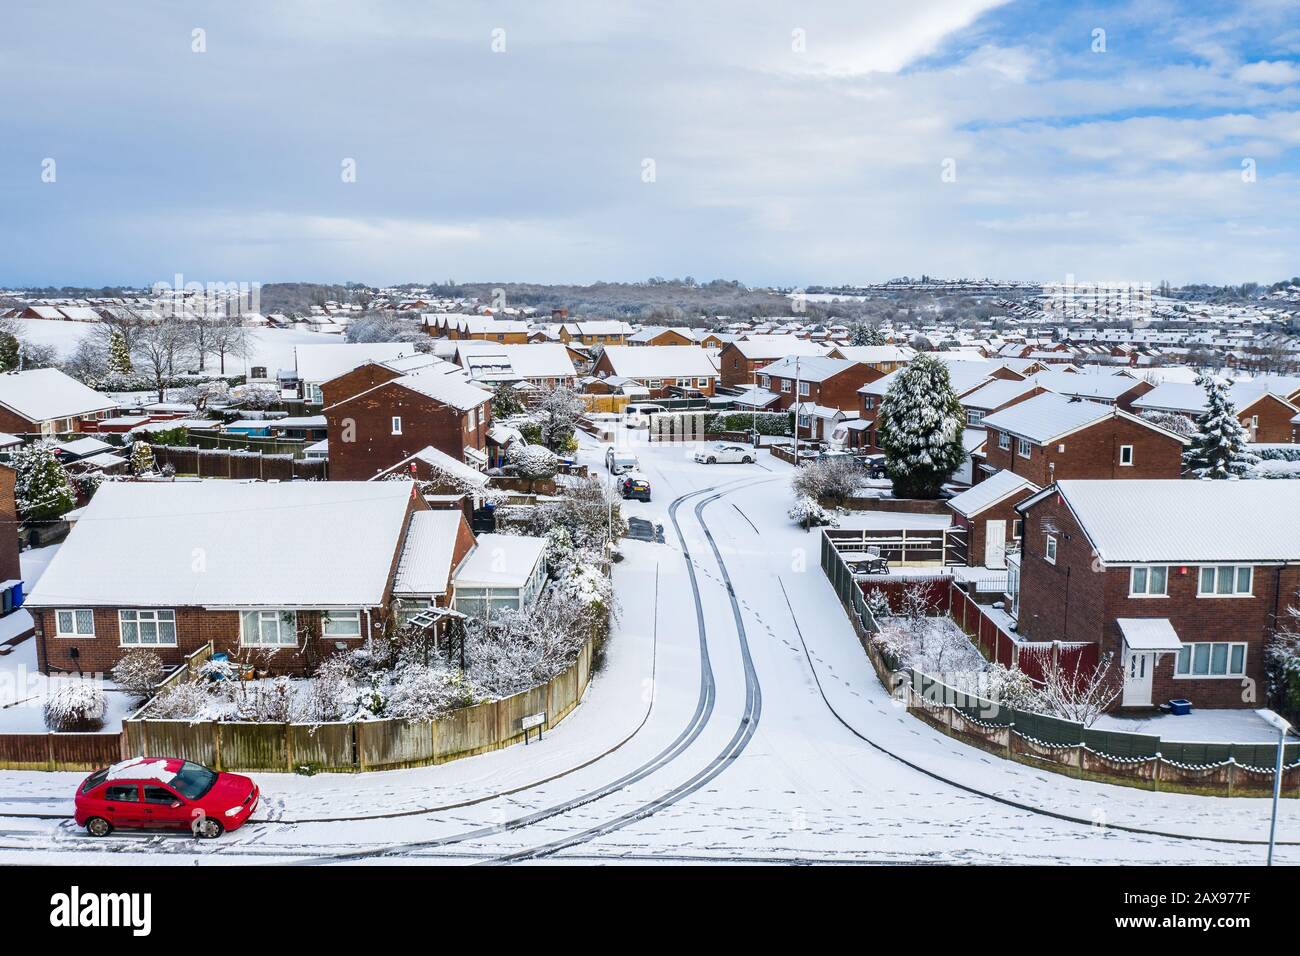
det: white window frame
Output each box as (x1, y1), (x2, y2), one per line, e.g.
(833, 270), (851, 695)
(391, 416), (402, 435)
(322, 609), (362, 638)
(998, 431), (1010, 450)
(1128, 565), (1169, 597)
(1119, 444), (1134, 466)
(781, 379), (792, 393)
(967, 409), (984, 426)
(466, 408), (476, 430)
(1017, 437), (1032, 459)
(697, 377), (709, 387)
(55, 609), (95, 637)
(1197, 565), (1253, 598)
(798, 381), (810, 397)
(1044, 534), (1057, 564)
(240, 610), (299, 648)
(118, 609), (177, 647)
(305, 383), (324, 404)
(1175, 641), (1247, 679)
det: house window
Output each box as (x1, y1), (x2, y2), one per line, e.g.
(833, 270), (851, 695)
(1129, 565), (1169, 597)
(1119, 444), (1134, 466)
(55, 609), (95, 637)
(305, 384), (323, 404)
(648, 379), (662, 389)
(798, 382), (810, 396)
(697, 378), (709, 387)
(466, 408), (476, 430)
(1044, 535), (1057, 564)
(1012, 519), (1023, 540)
(676, 378), (691, 387)
(240, 610), (298, 647)
(998, 431), (1010, 450)
(967, 409), (984, 426)
(322, 609), (362, 638)
(1175, 642), (1247, 678)
(781, 380), (792, 393)
(1197, 565), (1253, 597)
(760, 375), (770, 389)
(391, 416), (402, 435)
(119, 609), (177, 646)
(863, 397), (875, 411)
(250, 366), (267, 379)
(1017, 437), (1032, 459)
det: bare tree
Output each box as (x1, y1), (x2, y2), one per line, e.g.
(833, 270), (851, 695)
(1033, 652), (1122, 727)
(208, 316), (248, 375)
(132, 321), (193, 402)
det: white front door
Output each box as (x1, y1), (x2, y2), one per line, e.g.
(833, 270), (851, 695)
(984, 519), (1007, 569)
(1122, 649), (1154, 707)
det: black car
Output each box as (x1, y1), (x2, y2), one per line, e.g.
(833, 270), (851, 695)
(620, 475), (652, 502)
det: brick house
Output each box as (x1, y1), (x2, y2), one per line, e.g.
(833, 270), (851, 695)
(629, 326), (695, 347)
(558, 321), (632, 346)
(979, 392), (1188, 486)
(958, 378), (1047, 428)
(945, 469), (1039, 569)
(0, 368), (118, 435)
(825, 344), (915, 374)
(452, 343), (578, 391)
(1132, 381), (1300, 443)
(26, 481), (479, 676)
(592, 346), (718, 398)
(717, 336), (829, 390)
(0, 464), (19, 584)
(323, 363), (493, 481)
(1030, 369), (1155, 412)
(1011, 480), (1300, 709)
(290, 342), (422, 406)
(755, 356), (880, 414)
(432, 316), (532, 343)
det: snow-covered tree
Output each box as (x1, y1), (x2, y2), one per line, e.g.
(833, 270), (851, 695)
(1139, 409), (1197, 438)
(465, 591), (596, 698)
(538, 386), (585, 454)
(237, 382), (279, 410)
(1183, 373), (1259, 478)
(508, 443), (559, 480)
(491, 380), (525, 418)
(130, 440), (156, 476)
(790, 457), (862, 505)
(179, 379), (230, 411)
(11, 441), (76, 520)
(149, 681), (220, 722)
(848, 322), (885, 347)
(788, 494), (834, 529)
(877, 353), (966, 499)
(111, 649), (165, 702)
(44, 679), (107, 731)
(107, 328), (133, 375)
(0, 332), (20, 372)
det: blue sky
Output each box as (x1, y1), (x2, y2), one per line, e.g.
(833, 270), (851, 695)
(1, 0), (1297, 288)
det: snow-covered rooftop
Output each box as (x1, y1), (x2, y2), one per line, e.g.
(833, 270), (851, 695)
(758, 355), (857, 383)
(295, 342), (417, 384)
(980, 393), (1114, 443)
(393, 509), (466, 597)
(598, 346), (718, 379)
(0, 368), (117, 423)
(28, 481), (418, 608)
(946, 469), (1039, 519)
(453, 533), (546, 589)
(1034, 479), (1300, 563)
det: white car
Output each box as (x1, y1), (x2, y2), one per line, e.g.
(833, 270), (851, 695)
(606, 446), (639, 475)
(624, 403), (667, 428)
(694, 443), (756, 464)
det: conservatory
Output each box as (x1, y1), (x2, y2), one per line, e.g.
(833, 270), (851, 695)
(452, 533), (548, 617)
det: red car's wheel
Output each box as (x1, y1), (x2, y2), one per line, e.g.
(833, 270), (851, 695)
(86, 817), (112, 837)
(195, 817), (224, 839)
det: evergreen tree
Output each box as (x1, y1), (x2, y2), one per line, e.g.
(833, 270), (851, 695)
(0, 333), (20, 372)
(11, 442), (77, 520)
(848, 322), (885, 347)
(877, 353), (966, 499)
(130, 440), (157, 476)
(1183, 373), (1259, 478)
(107, 329), (133, 375)
(491, 380), (524, 418)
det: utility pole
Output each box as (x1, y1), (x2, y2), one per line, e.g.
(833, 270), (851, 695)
(792, 356), (801, 463)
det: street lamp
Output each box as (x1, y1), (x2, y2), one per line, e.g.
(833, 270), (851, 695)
(1256, 708), (1294, 866)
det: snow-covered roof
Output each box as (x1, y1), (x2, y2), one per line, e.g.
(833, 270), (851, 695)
(830, 345), (915, 364)
(980, 393), (1114, 444)
(1027, 479), (1300, 563)
(0, 432), (21, 448)
(598, 346), (718, 379)
(295, 342), (417, 384)
(861, 360), (993, 397)
(390, 372), (492, 412)
(455, 342), (577, 381)
(393, 509), (465, 597)
(1031, 368), (1141, 401)
(0, 368), (117, 423)
(729, 336), (831, 360)
(53, 436), (114, 457)
(28, 481), (418, 608)
(959, 378), (1041, 410)
(1116, 618), (1183, 651)
(733, 386), (781, 408)
(453, 533), (546, 589)
(758, 356), (857, 383)
(1132, 381), (1299, 416)
(946, 469), (1039, 519)
(376, 445), (490, 488)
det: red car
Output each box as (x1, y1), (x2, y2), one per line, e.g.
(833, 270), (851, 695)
(75, 757), (259, 839)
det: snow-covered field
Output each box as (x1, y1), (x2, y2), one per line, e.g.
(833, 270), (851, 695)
(0, 432), (1295, 865)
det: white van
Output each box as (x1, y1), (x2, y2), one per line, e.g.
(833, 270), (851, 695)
(624, 403), (667, 428)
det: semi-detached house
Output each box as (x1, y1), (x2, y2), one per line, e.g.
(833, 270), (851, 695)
(0, 368), (118, 435)
(1132, 380), (1300, 444)
(592, 346), (718, 399)
(1011, 480), (1300, 710)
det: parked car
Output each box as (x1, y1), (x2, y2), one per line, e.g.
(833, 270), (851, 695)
(605, 446), (639, 475)
(693, 442), (756, 464)
(75, 757), (259, 839)
(620, 473), (652, 502)
(624, 403), (667, 428)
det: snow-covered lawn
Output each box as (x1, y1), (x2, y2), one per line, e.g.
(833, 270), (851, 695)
(1093, 708), (1285, 744)
(0, 634), (137, 733)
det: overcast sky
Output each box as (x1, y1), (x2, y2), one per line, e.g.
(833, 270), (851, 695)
(2, 0), (1298, 288)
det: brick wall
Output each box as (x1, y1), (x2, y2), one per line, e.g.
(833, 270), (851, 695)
(983, 414), (1183, 485)
(1242, 393), (1297, 444)
(0, 464), (19, 582)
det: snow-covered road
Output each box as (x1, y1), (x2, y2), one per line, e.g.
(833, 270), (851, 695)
(0, 429), (1295, 865)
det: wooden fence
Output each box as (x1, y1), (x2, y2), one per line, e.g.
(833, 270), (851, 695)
(121, 639), (594, 773)
(151, 444), (327, 481)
